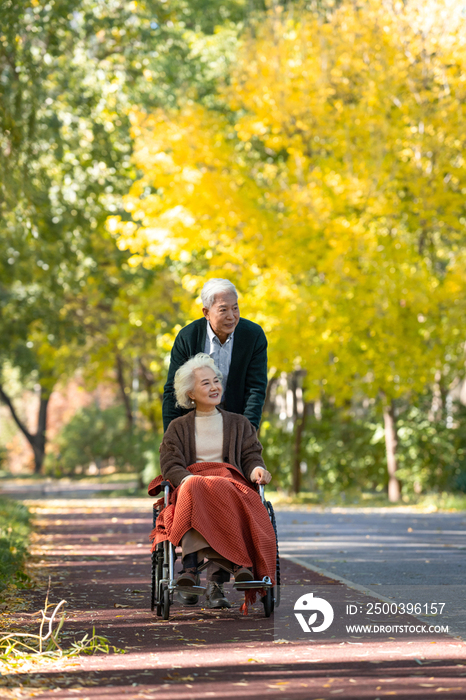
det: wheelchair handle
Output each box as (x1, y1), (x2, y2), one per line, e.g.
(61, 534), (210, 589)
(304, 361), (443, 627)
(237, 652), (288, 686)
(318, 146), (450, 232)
(258, 483), (265, 505)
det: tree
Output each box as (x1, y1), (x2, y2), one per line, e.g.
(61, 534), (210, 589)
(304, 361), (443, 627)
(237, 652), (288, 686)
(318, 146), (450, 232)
(113, 0), (466, 497)
(0, 0), (253, 470)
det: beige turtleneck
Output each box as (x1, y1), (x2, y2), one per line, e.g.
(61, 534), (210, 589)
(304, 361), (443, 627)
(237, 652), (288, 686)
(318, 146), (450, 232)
(194, 407), (223, 463)
(181, 407), (269, 485)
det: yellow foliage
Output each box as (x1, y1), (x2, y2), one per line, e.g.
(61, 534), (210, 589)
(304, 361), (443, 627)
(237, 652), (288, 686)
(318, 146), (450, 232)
(110, 0), (466, 400)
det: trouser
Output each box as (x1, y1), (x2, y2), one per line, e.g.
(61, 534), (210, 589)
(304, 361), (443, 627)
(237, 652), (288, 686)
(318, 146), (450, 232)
(181, 528), (232, 583)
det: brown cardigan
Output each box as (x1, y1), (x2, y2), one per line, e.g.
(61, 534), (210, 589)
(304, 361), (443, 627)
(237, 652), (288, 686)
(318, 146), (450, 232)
(159, 408), (267, 487)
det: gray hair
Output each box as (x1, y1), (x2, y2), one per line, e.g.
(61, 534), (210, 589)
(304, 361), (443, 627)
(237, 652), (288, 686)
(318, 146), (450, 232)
(201, 278), (238, 310)
(174, 353), (223, 409)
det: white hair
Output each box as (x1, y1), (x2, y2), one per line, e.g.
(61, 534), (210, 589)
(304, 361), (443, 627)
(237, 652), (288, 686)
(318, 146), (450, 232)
(174, 353), (223, 409)
(201, 278), (238, 310)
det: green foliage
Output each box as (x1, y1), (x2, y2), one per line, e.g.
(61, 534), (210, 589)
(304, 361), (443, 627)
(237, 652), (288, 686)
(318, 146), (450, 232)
(261, 407), (387, 494)
(394, 403), (465, 494)
(262, 398), (466, 497)
(451, 405), (466, 493)
(259, 419), (294, 489)
(0, 498), (31, 593)
(302, 409), (387, 495)
(0, 446), (8, 470)
(1, 0), (251, 471)
(44, 405), (160, 477)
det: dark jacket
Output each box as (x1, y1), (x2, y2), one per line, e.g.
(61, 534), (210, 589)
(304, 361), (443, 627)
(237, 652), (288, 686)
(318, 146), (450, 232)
(159, 408), (266, 487)
(162, 317), (268, 431)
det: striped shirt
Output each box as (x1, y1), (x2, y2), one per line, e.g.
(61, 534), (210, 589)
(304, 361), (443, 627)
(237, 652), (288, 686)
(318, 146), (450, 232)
(204, 320), (234, 391)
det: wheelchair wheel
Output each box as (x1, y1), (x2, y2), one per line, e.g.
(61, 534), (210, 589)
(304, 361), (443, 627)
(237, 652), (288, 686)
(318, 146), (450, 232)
(153, 544), (164, 616)
(266, 500), (281, 609)
(262, 587), (274, 618)
(161, 586), (170, 620)
(151, 550), (156, 612)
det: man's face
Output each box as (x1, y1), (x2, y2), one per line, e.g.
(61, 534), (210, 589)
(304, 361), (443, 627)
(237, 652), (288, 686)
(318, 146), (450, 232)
(203, 292), (240, 343)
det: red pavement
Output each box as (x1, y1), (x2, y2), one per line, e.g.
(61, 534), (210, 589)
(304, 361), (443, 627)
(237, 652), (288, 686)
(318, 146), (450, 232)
(1, 498), (465, 700)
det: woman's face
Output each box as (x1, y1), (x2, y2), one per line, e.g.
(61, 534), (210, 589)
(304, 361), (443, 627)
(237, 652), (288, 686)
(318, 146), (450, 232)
(188, 367), (223, 411)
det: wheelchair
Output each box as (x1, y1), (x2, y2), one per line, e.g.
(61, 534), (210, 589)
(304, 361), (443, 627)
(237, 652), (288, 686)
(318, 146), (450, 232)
(150, 482), (280, 620)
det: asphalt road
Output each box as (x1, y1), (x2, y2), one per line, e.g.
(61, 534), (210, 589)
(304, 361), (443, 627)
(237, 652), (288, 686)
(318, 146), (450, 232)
(276, 507), (466, 639)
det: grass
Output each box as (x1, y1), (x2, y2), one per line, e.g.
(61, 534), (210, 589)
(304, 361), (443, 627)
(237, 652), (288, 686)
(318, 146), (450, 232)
(0, 497), (31, 594)
(0, 580), (124, 670)
(267, 489), (466, 511)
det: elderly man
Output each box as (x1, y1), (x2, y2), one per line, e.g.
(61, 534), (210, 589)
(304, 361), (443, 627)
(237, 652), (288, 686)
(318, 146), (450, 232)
(161, 278), (268, 607)
(162, 278), (268, 432)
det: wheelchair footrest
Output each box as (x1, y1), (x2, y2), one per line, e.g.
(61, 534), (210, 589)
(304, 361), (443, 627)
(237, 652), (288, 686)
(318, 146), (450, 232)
(233, 578), (273, 590)
(175, 585), (206, 594)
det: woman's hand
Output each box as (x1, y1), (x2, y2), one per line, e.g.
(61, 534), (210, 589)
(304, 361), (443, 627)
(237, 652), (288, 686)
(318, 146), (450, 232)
(180, 474), (202, 485)
(250, 466), (272, 485)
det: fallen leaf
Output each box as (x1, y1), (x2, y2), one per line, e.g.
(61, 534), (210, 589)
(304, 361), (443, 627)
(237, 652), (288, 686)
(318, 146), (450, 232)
(114, 604), (129, 608)
(436, 690), (462, 693)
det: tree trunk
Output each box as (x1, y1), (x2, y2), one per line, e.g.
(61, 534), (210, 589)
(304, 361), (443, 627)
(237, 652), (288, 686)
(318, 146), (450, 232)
(31, 393), (49, 474)
(116, 353), (133, 429)
(291, 401), (310, 495)
(139, 358), (158, 432)
(382, 399), (401, 502)
(0, 383), (50, 474)
(428, 370), (445, 423)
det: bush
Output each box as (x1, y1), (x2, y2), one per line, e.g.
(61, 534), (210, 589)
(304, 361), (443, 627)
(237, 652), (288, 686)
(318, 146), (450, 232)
(393, 402), (464, 494)
(261, 397), (466, 496)
(0, 497), (31, 593)
(261, 406), (386, 494)
(259, 419), (294, 489)
(303, 409), (387, 494)
(44, 405), (160, 478)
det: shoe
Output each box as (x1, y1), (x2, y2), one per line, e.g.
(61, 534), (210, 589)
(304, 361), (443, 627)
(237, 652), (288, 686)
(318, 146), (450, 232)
(234, 566), (254, 583)
(176, 589), (199, 606)
(176, 569), (197, 587)
(176, 570), (200, 606)
(205, 581), (231, 609)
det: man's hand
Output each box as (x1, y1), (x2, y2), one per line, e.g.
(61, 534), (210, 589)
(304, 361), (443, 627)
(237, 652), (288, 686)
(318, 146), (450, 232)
(250, 466), (272, 485)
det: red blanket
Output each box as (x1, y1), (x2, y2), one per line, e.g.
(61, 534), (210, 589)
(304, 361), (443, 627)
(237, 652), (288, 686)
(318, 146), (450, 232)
(148, 462), (276, 585)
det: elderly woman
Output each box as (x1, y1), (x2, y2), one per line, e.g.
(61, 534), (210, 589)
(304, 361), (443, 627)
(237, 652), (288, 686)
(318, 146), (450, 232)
(150, 353), (276, 609)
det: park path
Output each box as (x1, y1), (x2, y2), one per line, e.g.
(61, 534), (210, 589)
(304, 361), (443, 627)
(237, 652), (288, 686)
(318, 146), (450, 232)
(1, 497), (465, 700)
